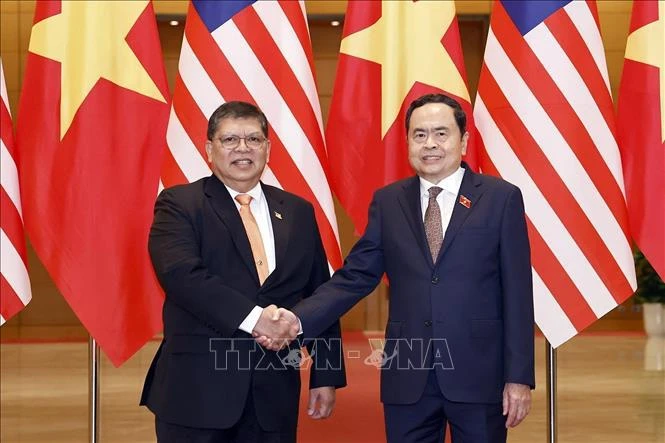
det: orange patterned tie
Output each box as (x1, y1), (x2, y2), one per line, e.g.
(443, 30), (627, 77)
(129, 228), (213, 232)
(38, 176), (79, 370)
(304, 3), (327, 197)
(235, 194), (269, 284)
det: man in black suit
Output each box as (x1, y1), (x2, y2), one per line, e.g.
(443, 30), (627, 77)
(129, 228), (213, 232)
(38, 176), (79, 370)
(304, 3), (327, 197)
(141, 101), (346, 443)
(263, 94), (534, 443)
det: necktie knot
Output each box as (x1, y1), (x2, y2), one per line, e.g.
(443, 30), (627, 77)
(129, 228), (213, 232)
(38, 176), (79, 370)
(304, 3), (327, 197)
(235, 194), (252, 206)
(428, 186), (443, 200)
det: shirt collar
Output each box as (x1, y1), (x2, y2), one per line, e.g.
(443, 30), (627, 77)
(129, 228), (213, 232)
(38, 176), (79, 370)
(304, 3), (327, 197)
(419, 166), (466, 198)
(225, 181), (263, 205)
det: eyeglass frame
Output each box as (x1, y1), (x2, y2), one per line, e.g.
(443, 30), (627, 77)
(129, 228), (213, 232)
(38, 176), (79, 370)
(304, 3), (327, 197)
(210, 133), (269, 150)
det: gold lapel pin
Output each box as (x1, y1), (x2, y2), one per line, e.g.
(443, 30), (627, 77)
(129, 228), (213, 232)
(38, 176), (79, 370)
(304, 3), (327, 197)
(274, 211), (283, 220)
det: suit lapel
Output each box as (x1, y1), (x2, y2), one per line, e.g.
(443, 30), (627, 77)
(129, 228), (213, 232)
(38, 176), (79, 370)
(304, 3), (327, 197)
(204, 176), (259, 284)
(397, 176), (434, 268)
(437, 167), (485, 262)
(262, 184), (289, 289)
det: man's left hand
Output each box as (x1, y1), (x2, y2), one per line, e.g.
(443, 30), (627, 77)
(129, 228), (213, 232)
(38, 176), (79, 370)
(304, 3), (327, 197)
(307, 386), (336, 419)
(502, 382), (531, 428)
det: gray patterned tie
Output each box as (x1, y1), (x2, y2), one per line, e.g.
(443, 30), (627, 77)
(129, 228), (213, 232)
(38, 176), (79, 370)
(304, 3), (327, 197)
(424, 186), (444, 261)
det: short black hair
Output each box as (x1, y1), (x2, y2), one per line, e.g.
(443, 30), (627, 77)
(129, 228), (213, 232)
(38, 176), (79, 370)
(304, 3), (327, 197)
(207, 101), (269, 140)
(405, 94), (467, 135)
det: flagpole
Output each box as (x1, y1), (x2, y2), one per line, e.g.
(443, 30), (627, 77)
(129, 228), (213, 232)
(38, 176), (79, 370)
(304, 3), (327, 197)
(89, 337), (100, 443)
(546, 340), (557, 443)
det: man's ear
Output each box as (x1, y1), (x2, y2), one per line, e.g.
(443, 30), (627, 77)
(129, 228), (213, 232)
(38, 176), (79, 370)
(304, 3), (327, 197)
(205, 140), (213, 163)
(461, 131), (469, 155)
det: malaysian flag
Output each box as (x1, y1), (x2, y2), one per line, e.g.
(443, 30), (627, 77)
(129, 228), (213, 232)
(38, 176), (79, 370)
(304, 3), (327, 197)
(1, 58), (32, 324)
(162, 0), (342, 270)
(474, 0), (637, 347)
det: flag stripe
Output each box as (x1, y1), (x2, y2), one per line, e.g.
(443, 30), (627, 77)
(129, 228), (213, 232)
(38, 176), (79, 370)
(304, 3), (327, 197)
(0, 57), (31, 325)
(253, 1), (324, 137)
(234, 7), (327, 168)
(278, 1), (317, 78)
(0, 100), (15, 154)
(0, 65), (8, 115)
(562, 1), (611, 93)
(546, 6), (615, 131)
(477, 66), (634, 302)
(483, 28), (634, 287)
(491, 6), (630, 238)
(261, 165), (282, 189)
(479, 151), (597, 331)
(265, 139), (343, 267)
(1, 189), (26, 258)
(0, 229), (31, 306)
(532, 270), (578, 348)
(172, 74), (208, 157)
(526, 25), (626, 193)
(179, 38), (225, 119)
(160, 146), (189, 188)
(0, 139), (22, 219)
(525, 219), (598, 330)
(475, 1), (637, 346)
(166, 108), (211, 183)
(1, 275), (27, 325)
(475, 96), (620, 317)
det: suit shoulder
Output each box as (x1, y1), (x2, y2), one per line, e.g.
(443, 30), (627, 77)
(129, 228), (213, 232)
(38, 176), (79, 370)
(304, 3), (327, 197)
(474, 171), (521, 195)
(374, 176), (418, 199)
(159, 178), (206, 199)
(262, 183), (314, 210)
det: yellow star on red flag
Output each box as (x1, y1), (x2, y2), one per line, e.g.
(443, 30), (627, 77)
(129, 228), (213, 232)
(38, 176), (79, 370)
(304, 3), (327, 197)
(624, 0), (665, 141)
(28, 1), (167, 140)
(341, 0), (470, 137)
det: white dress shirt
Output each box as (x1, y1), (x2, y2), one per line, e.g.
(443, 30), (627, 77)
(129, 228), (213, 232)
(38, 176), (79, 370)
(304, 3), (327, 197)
(224, 183), (276, 334)
(419, 166), (466, 234)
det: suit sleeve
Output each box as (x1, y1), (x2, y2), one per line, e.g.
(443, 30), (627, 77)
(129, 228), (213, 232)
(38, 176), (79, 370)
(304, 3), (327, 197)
(303, 207), (347, 389)
(500, 186), (536, 388)
(148, 188), (255, 337)
(293, 193), (385, 339)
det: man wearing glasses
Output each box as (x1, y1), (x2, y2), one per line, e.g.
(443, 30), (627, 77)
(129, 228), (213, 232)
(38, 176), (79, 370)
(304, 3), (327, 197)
(141, 101), (346, 442)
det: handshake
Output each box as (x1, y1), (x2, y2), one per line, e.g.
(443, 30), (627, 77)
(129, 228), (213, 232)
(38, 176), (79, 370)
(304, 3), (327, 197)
(251, 304), (301, 351)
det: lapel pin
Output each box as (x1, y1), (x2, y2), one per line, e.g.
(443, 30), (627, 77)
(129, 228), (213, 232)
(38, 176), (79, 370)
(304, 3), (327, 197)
(459, 195), (472, 209)
(274, 211), (283, 220)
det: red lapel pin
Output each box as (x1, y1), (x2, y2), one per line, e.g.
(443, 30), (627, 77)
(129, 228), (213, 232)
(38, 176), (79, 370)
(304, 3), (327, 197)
(459, 195), (472, 209)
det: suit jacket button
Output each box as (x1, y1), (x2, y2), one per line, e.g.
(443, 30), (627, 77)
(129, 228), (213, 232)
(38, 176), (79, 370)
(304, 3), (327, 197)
(424, 320), (432, 327)
(431, 276), (439, 284)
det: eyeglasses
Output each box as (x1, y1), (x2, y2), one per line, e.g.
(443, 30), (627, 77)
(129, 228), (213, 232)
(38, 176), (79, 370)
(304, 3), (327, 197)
(213, 134), (267, 150)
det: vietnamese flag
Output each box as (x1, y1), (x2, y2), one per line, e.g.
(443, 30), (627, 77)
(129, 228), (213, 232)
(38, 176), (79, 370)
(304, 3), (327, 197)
(326, 0), (478, 235)
(15, 1), (169, 365)
(617, 0), (665, 279)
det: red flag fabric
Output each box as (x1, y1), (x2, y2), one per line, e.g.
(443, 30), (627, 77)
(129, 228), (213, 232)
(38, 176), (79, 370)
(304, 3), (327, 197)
(617, 0), (665, 279)
(1, 58), (32, 325)
(15, 1), (169, 365)
(474, 0), (637, 347)
(161, 0), (342, 271)
(326, 0), (478, 235)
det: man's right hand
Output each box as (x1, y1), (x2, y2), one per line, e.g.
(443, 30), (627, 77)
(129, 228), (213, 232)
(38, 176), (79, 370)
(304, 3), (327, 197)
(252, 305), (300, 351)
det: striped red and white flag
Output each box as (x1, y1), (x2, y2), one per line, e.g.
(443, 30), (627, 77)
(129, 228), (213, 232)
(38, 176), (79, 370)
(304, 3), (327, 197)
(474, 0), (637, 347)
(0, 58), (32, 325)
(162, 0), (341, 270)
